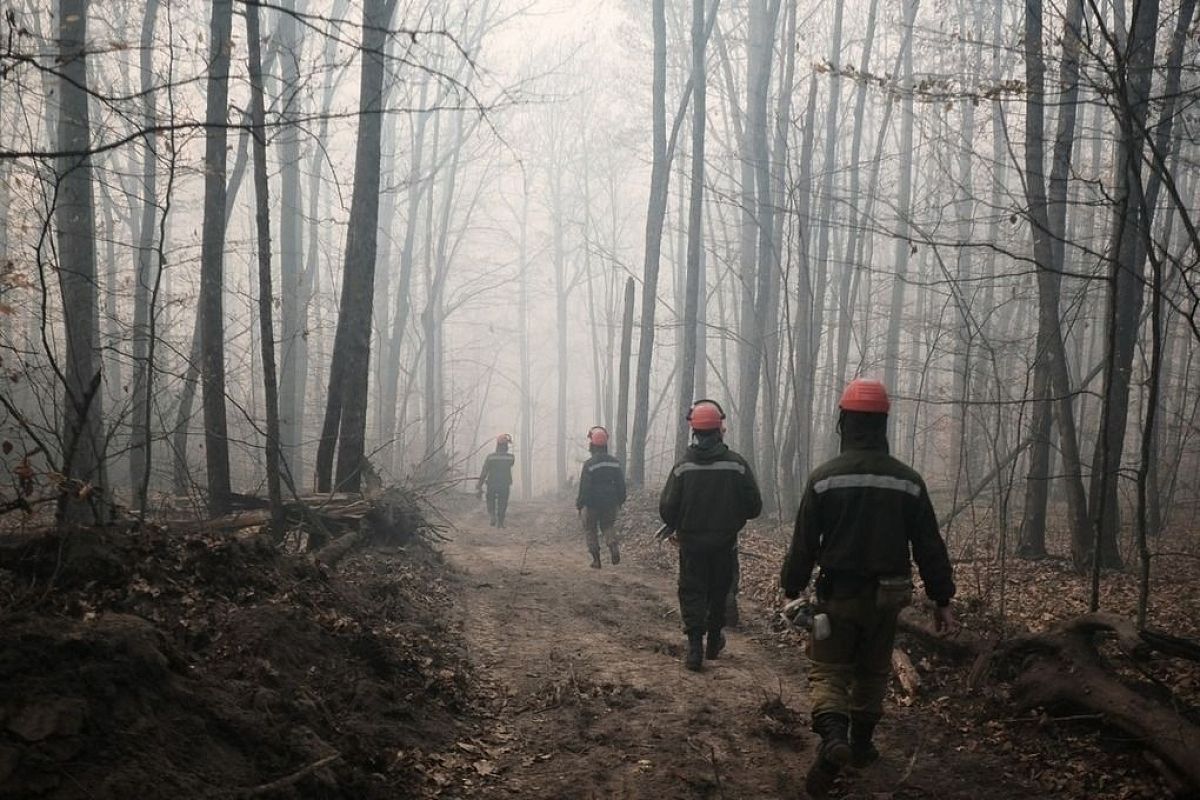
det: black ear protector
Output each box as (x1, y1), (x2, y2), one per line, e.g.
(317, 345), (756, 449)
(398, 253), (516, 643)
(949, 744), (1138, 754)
(685, 398), (726, 420)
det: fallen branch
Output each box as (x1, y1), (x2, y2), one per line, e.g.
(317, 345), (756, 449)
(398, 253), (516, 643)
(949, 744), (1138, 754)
(235, 752), (341, 797)
(891, 648), (921, 698)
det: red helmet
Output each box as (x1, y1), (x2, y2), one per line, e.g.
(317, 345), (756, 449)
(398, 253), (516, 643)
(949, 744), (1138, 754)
(496, 433), (513, 446)
(839, 379), (890, 414)
(587, 426), (609, 447)
(687, 399), (726, 432)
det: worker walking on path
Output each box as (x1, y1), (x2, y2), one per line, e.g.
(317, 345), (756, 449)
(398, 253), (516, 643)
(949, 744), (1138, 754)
(477, 434), (516, 528)
(575, 426), (627, 569)
(660, 400), (762, 671)
(779, 379), (957, 798)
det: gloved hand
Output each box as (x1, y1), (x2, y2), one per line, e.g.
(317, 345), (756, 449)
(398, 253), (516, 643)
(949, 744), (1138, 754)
(933, 604), (957, 634)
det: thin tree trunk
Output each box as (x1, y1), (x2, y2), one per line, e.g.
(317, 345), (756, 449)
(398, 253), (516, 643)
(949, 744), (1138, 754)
(616, 277), (636, 466)
(246, 0), (284, 526)
(882, 0), (919, 414)
(276, 0), (305, 482)
(199, 0), (235, 514)
(1088, 0), (1161, 578)
(629, 0), (668, 486)
(129, 0), (160, 511)
(674, 0), (708, 458)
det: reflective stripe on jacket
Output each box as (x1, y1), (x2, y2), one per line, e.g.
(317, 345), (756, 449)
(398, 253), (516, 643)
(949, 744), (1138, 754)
(659, 440), (763, 550)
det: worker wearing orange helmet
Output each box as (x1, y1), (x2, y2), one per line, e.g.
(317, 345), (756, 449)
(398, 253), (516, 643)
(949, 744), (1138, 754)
(780, 379), (956, 798)
(575, 426), (627, 569)
(477, 433), (516, 528)
(659, 400), (762, 671)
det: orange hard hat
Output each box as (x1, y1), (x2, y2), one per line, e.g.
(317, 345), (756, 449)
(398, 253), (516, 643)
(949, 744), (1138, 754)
(587, 426), (609, 447)
(687, 399), (726, 432)
(839, 379), (890, 414)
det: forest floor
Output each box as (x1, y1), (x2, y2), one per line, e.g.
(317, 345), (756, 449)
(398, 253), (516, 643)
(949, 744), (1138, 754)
(441, 498), (1040, 800)
(1, 492), (1194, 798)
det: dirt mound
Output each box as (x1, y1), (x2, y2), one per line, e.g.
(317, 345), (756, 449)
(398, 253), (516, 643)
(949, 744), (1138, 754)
(0, 516), (473, 799)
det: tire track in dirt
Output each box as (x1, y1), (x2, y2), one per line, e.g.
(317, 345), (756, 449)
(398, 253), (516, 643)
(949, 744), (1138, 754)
(441, 501), (1035, 799)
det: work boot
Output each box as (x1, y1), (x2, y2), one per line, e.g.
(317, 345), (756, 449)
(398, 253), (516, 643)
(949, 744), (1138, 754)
(685, 634), (704, 671)
(590, 550), (602, 569)
(609, 542), (621, 565)
(850, 712), (881, 768)
(806, 712), (851, 798)
(705, 629), (726, 660)
(488, 513), (497, 527)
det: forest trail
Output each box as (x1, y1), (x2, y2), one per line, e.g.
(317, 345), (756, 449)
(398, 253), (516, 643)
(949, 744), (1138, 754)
(441, 500), (1033, 800)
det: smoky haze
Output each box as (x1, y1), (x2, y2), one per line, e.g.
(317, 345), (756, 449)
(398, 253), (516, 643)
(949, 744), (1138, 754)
(0, 0), (1197, 576)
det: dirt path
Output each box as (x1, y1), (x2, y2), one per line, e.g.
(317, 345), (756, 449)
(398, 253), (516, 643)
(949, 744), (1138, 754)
(441, 501), (1035, 799)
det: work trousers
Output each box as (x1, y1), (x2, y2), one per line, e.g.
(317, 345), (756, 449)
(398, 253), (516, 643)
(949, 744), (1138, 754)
(808, 586), (900, 718)
(677, 542), (736, 636)
(582, 506), (619, 553)
(485, 485), (510, 525)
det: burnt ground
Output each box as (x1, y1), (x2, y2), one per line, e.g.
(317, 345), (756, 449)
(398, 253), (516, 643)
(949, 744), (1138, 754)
(441, 499), (1036, 799)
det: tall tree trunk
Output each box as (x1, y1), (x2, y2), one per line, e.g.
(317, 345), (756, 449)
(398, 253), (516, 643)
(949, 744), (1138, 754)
(831, 0), (878, 415)
(276, 0), (305, 483)
(381, 86), (429, 473)
(199, 0), (235, 514)
(246, 0), (284, 525)
(674, 0), (708, 458)
(736, 0), (782, 470)
(1088, 0), (1161, 575)
(129, 0), (161, 511)
(55, 0), (106, 523)
(1019, 0), (1091, 561)
(882, 0), (919, 421)
(518, 179), (533, 497)
(315, 0), (399, 492)
(629, 0), (668, 486)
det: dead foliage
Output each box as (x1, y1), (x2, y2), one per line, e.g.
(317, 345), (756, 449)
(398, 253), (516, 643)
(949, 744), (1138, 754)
(617, 491), (1200, 799)
(0, 489), (478, 800)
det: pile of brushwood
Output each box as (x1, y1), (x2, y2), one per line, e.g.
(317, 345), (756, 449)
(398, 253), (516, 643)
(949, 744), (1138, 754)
(618, 491), (1200, 799)
(0, 486), (478, 799)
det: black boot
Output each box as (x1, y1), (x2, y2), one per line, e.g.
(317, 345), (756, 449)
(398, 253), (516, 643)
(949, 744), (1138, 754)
(806, 712), (851, 798)
(705, 629), (726, 659)
(590, 550), (602, 569)
(609, 542), (621, 565)
(850, 712), (881, 768)
(685, 634), (704, 671)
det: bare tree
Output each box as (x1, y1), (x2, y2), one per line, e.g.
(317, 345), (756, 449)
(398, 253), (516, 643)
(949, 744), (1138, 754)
(315, 0), (400, 493)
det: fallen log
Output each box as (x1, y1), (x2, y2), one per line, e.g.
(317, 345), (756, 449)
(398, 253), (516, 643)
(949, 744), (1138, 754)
(902, 610), (1200, 793)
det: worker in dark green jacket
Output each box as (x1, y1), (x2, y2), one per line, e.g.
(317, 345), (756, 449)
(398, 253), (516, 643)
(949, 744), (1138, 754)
(576, 426), (627, 569)
(660, 400), (763, 671)
(780, 379), (956, 798)
(477, 434), (516, 528)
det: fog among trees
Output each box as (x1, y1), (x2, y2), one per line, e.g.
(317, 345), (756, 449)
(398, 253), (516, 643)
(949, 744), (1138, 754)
(2, 0), (1199, 594)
